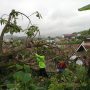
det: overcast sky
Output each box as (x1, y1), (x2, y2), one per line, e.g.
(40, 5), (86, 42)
(0, 0), (90, 37)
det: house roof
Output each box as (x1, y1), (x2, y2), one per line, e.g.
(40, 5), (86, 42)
(76, 44), (87, 52)
(63, 34), (76, 37)
(76, 41), (90, 52)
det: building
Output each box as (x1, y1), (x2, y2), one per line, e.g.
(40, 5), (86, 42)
(63, 34), (77, 39)
(76, 37), (90, 52)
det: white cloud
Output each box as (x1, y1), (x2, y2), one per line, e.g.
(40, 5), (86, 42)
(0, 0), (90, 36)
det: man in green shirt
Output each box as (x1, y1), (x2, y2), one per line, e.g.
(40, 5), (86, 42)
(35, 53), (48, 78)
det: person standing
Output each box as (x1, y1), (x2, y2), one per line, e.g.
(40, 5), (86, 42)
(35, 53), (48, 78)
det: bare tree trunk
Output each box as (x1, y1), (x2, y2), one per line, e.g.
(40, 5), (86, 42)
(0, 36), (3, 54)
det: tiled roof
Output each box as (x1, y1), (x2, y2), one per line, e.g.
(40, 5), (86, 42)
(63, 34), (76, 37)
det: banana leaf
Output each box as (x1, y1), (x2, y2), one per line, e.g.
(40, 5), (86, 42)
(78, 4), (90, 11)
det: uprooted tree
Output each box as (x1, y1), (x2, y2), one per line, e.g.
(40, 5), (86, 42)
(0, 9), (41, 55)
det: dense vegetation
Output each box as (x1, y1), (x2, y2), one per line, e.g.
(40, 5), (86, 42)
(0, 9), (90, 90)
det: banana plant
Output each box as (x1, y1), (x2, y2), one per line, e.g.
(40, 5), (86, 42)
(0, 10), (42, 54)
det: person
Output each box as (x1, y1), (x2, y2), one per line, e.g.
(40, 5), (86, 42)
(57, 60), (67, 73)
(35, 53), (48, 78)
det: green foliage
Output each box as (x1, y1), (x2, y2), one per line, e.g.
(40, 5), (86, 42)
(36, 11), (42, 19)
(76, 35), (85, 40)
(14, 72), (31, 83)
(26, 25), (39, 38)
(78, 4), (90, 11)
(0, 10), (22, 34)
(76, 28), (90, 41)
(11, 40), (23, 47)
(76, 66), (87, 80)
(74, 29), (90, 41)
(0, 10), (43, 90)
(62, 69), (74, 82)
(0, 18), (7, 25)
(0, 9), (42, 54)
(6, 64), (36, 90)
(14, 71), (25, 81)
(53, 56), (64, 63)
(79, 30), (90, 36)
(48, 76), (65, 90)
(60, 39), (82, 44)
(16, 64), (23, 70)
(23, 64), (31, 73)
(7, 24), (22, 34)
(10, 9), (19, 18)
(48, 65), (89, 90)
(68, 40), (82, 44)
